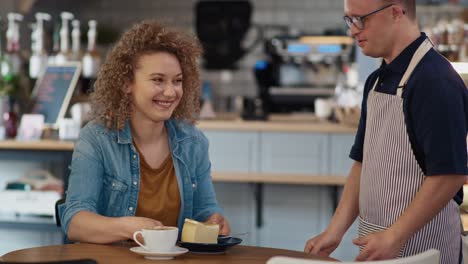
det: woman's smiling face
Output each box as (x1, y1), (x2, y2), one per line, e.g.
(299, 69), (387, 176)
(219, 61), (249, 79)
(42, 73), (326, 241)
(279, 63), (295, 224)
(127, 52), (183, 123)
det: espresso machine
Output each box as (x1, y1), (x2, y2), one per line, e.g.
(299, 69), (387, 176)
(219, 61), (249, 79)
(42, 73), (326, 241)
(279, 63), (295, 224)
(255, 35), (354, 114)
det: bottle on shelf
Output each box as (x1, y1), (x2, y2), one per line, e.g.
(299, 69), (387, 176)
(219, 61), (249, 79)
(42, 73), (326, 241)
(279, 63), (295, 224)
(71, 19), (86, 95)
(4, 13), (23, 76)
(81, 20), (101, 94)
(3, 96), (18, 139)
(0, 16), (8, 139)
(55, 12), (74, 64)
(48, 20), (61, 64)
(461, 24), (468, 62)
(29, 12), (51, 80)
(70, 19), (81, 62)
(430, 17), (466, 62)
(0, 13), (23, 139)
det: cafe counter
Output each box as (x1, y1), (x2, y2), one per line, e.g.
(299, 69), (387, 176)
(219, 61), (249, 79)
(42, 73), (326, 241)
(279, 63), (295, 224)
(0, 116), (359, 260)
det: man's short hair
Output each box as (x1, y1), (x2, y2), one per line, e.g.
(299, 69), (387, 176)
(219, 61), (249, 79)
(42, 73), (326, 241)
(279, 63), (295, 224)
(383, 0), (416, 20)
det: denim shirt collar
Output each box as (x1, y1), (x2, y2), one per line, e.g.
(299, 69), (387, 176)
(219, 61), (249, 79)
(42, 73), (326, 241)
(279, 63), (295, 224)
(116, 118), (192, 145)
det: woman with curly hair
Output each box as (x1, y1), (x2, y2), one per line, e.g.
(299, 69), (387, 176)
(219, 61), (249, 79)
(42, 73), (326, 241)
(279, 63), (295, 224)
(58, 20), (230, 243)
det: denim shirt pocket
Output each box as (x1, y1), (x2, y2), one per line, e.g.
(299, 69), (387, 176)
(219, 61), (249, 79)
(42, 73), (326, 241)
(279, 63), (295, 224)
(102, 176), (128, 216)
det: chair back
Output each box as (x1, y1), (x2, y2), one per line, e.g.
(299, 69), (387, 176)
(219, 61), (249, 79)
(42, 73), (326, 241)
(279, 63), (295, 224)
(55, 197), (65, 227)
(266, 249), (440, 264)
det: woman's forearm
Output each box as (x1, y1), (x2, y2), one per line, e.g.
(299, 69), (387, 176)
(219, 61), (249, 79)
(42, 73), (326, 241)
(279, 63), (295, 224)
(67, 211), (131, 243)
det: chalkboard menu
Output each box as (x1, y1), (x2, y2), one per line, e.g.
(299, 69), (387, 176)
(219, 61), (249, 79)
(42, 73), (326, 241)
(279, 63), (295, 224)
(31, 62), (82, 127)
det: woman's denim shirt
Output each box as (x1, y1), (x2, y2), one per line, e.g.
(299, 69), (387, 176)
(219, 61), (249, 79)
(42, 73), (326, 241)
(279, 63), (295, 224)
(59, 118), (223, 236)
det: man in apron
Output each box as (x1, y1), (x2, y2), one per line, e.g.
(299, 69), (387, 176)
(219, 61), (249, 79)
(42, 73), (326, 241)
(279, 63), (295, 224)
(304, 0), (468, 263)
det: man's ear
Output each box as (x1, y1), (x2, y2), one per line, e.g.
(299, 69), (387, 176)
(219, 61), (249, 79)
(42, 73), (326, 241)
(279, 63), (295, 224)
(392, 5), (405, 20)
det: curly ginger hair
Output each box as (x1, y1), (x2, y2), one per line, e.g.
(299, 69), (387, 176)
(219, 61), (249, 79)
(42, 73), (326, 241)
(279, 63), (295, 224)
(90, 20), (202, 130)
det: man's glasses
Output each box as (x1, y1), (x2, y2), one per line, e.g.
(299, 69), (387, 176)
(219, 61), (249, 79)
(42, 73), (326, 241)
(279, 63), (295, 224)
(343, 4), (395, 30)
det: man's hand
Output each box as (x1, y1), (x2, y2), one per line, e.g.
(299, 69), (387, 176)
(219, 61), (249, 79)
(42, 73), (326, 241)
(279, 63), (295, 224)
(204, 213), (231, 235)
(304, 230), (341, 257)
(353, 230), (405, 261)
(304, 161), (361, 256)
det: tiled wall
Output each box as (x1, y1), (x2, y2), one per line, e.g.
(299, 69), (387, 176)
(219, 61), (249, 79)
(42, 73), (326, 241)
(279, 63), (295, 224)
(20, 0), (346, 109)
(2, 0), (463, 107)
(28, 0), (344, 35)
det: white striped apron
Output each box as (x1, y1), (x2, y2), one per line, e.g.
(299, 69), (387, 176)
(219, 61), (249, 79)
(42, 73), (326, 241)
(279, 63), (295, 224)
(358, 39), (461, 264)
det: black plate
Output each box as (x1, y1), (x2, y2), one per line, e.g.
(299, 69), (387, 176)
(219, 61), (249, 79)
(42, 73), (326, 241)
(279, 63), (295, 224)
(178, 235), (242, 254)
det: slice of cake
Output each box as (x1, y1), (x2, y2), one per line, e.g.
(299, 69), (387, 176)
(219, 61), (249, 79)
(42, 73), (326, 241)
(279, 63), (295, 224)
(181, 218), (220, 244)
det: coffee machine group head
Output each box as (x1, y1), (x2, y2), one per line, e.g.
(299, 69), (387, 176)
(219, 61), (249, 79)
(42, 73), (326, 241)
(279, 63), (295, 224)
(255, 35), (354, 114)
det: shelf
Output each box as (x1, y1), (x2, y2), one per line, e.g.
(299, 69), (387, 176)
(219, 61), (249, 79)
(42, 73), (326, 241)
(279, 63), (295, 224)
(0, 214), (59, 231)
(212, 172), (347, 186)
(269, 87), (336, 96)
(0, 140), (74, 151)
(299, 36), (354, 45)
(198, 119), (357, 133)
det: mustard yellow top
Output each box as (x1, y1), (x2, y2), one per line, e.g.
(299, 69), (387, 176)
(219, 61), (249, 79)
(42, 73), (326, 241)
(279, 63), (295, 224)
(135, 148), (181, 227)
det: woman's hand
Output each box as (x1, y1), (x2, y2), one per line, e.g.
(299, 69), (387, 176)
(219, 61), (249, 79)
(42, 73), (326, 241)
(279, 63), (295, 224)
(204, 213), (231, 235)
(120, 216), (163, 239)
(67, 211), (163, 244)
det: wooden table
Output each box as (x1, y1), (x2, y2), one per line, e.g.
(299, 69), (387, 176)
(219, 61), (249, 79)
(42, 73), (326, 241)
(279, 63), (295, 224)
(1, 243), (337, 264)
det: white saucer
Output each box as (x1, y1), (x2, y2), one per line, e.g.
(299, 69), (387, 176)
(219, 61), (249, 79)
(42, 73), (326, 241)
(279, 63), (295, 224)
(130, 246), (189, 260)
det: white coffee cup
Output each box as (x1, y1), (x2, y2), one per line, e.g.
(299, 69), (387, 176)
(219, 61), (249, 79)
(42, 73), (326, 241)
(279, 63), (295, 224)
(315, 98), (334, 119)
(133, 226), (178, 252)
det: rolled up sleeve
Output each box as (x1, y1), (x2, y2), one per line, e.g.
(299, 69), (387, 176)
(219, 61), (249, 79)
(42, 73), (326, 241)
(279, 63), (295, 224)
(59, 127), (105, 235)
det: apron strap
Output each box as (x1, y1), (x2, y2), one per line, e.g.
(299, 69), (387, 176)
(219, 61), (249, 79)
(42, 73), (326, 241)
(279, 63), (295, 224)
(371, 77), (379, 91)
(370, 38), (433, 96)
(397, 39), (433, 97)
